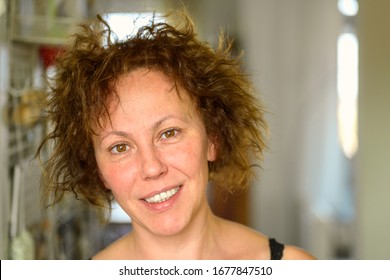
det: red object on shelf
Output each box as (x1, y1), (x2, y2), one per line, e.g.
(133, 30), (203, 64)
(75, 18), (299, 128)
(39, 46), (65, 69)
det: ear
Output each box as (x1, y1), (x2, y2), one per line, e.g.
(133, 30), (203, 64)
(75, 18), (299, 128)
(207, 137), (217, 162)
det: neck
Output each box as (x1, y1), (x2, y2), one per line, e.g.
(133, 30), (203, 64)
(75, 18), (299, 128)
(128, 207), (223, 259)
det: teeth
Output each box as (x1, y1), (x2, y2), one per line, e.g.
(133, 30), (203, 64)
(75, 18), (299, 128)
(145, 187), (180, 203)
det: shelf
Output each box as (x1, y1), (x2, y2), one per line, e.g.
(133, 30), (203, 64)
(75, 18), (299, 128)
(11, 15), (81, 46)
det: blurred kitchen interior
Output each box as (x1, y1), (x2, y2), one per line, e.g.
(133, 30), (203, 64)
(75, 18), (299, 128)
(0, 0), (389, 260)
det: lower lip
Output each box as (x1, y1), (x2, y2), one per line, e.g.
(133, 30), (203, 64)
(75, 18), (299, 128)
(142, 186), (182, 213)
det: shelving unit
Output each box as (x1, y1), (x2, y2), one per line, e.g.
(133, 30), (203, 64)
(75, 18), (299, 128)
(0, 0), (10, 260)
(1, 0), (103, 260)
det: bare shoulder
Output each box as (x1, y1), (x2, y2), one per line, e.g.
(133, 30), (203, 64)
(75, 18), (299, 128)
(216, 218), (270, 259)
(217, 218), (316, 260)
(282, 245), (316, 260)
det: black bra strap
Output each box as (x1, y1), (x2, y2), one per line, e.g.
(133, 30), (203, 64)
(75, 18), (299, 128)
(269, 238), (284, 260)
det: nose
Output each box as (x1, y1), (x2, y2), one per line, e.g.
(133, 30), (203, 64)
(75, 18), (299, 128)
(139, 145), (167, 180)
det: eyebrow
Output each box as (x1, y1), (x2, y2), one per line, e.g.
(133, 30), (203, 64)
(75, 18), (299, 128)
(100, 130), (130, 143)
(99, 114), (188, 143)
(151, 114), (179, 131)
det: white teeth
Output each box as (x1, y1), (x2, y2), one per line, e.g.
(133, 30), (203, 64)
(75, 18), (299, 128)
(145, 187), (180, 203)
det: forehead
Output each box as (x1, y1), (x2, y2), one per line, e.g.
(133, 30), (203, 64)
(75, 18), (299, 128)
(113, 68), (193, 109)
(95, 68), (199, 128)
(116, 68), (175, 97)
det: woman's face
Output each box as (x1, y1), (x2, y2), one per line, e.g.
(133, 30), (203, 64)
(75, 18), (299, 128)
(92, 68), (216, 236)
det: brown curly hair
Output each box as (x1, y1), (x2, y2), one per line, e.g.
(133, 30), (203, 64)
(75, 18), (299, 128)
(37, 10), (268, 218)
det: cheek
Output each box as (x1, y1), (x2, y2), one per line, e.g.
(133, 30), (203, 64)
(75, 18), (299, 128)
(97, 161), (136, 192)
(165, 142), (209, 176)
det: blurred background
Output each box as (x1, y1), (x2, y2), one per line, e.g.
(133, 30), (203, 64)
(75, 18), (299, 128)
(0, 0), (389, 260)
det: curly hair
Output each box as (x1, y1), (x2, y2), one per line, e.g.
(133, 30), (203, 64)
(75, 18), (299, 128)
(37, 10), (268, 218)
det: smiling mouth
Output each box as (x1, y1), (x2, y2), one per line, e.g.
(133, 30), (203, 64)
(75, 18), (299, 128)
(144, 186), (181, 204)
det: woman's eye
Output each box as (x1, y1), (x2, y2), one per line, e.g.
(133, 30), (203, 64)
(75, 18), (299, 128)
(161, 129), (178, 139)
(110, 143), (129, 154)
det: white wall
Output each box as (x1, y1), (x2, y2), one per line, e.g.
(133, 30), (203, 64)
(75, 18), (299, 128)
(237, 0), (348, 259)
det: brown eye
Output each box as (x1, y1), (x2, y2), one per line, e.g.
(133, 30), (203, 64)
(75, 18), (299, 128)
(111, 144), (128, 154)
(162, 129), (177, 139)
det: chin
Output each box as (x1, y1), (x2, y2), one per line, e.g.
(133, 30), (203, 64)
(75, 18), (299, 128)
(148, 216), (190, 237)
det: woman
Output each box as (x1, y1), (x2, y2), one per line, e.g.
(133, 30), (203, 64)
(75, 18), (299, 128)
(38, 10), (315, 260)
